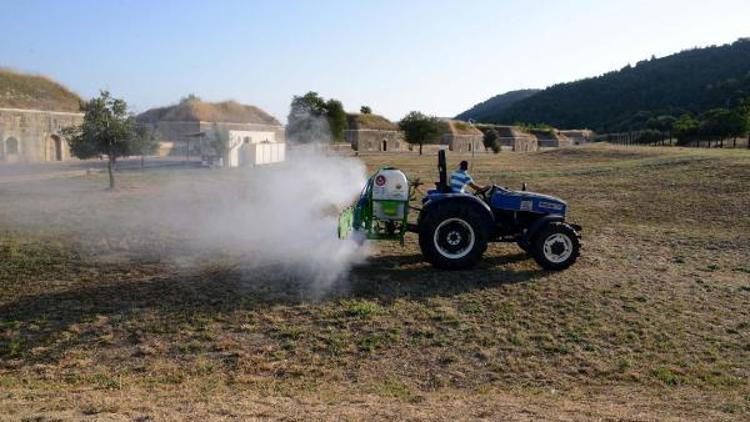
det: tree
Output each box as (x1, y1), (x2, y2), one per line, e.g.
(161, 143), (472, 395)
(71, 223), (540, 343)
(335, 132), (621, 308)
(130, 126), (160, 168)
(480, 127), (500, 153)
(673, 113), (700, 146)
(61, 91), (136, 189)
(360, 106), (372, 114)
(734, 97), (750, 148)
(646, 115), (677, 145)
(286, 91), (348, 144)
(180, 93), (201, 104)
(724, 110), (749, 148)
(700, 108), (734, 147)
(398, 111), (442, 155)
(210, 123), (230, 164)
(287, 91), (328, 144)
(325, 99), (347, 142)
(636, 129), (662, 145)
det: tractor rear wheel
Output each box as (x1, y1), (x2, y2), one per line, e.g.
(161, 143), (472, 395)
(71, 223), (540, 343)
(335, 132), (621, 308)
(530, 222), (580, 270)
(419, 202), (488, 270)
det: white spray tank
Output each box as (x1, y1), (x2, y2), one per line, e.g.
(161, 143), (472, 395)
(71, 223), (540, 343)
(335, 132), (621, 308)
(371, 168), (409, 221)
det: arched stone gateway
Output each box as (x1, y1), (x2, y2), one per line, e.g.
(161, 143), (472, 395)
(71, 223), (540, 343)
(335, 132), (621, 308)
(4, 137), (19, 163)
(48, 134), (63, 161)
(6, 137), (19, 155)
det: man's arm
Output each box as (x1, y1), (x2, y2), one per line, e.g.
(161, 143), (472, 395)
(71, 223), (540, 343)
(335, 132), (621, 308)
(468, 181), (486, 191)
(464, 174), (485, 191)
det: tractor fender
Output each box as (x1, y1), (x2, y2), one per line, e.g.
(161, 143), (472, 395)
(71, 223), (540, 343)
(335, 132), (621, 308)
(418, 194), (495, 236)
(522, 215), (565, 243)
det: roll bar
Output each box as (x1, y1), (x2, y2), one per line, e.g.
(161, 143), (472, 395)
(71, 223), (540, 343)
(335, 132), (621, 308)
(437, 149), (450, 192)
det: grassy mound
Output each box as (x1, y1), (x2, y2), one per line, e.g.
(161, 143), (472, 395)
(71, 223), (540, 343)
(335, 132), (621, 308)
(138, 99), (280, 125)
(0, 68), (81, 112)
(446, 120), (482, 136)
(346, 113), (399, 131)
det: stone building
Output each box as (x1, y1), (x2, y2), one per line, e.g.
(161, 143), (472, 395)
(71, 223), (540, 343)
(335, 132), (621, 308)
(559, 129), (594, 145)
(531, 129), (574, 148)
(440, 120), (485, 153)
(476, 124), (538, 152)
(345, 113), (406, 152)
(0, 69), (83, 163)
(137, 99), (285, 157)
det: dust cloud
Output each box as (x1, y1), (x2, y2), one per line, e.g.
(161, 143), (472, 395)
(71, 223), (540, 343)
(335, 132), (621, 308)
(158, 145), (370, 291)
(0, 140), (370, 295)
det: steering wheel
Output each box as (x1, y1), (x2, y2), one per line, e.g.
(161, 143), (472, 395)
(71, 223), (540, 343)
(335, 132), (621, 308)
(474, 185), (491, 201)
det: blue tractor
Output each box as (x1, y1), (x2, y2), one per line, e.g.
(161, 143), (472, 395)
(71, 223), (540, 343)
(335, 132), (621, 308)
(338, 150), (581, 270)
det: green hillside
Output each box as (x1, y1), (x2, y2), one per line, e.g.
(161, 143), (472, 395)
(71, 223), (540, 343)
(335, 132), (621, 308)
(456, 89), (539, 122)
(460, 38), (750, 132)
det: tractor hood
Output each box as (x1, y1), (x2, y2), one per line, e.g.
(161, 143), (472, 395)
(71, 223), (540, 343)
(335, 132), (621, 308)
(491, 188), (567, 216)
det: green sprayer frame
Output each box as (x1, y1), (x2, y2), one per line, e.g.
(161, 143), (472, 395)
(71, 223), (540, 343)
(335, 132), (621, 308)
(338, 167), (415, 245)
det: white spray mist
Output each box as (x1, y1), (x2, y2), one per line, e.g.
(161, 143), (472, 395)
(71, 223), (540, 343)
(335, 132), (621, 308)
(0, 132), (370, 296)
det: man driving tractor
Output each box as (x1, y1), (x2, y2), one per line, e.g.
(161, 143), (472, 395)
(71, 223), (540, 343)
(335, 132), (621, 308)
(338, 150), (581, 270)
(449, 160), (487, 193)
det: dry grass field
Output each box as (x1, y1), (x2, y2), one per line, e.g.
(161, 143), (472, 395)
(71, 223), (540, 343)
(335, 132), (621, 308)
(1, 144), (749, 420)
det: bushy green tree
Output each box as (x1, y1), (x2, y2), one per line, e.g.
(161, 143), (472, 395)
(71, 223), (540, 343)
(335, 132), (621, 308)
(130, 126), (160, 168)
(733, 97), (750, 148)
(286, 91), (348, 143)
(325, 99), (347, 142)
(646, 115), (677, 144)
(61, 91), (136, 189)
(636, 129), (662, 145)
(673, 113), (700, 146)
(180, 93), (201, 104)
(210, 123), (230, 163)
(700, 108), (737, 147)
(724, 110), (748, 148)
(287, 92), (329, 143)
(360, 106), (372, 114)
(398, 111), (442, 155)
(480, 127), (500, 153)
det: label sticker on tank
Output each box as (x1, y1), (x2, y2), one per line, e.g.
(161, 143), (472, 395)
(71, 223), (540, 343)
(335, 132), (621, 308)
(520, 200), (533, 211)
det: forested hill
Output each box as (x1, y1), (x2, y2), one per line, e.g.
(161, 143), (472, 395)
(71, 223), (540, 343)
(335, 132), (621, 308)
(455, 89), (539, 122)
(458, 38), (750, 132)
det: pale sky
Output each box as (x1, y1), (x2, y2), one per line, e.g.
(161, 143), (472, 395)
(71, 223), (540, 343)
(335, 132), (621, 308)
(2, 0), (749, 122)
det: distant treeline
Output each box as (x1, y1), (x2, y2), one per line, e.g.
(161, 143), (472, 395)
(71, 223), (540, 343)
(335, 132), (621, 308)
(458, 38), (750, 138)
(603, 100), (750, 148)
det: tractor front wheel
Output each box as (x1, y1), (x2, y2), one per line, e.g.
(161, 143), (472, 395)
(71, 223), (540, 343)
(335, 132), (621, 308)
(530, 222), (580, 270)
(419, 203), (488, 270)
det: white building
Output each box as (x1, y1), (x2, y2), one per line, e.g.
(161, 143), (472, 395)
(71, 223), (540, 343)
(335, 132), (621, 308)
(225, 130), (285, 168)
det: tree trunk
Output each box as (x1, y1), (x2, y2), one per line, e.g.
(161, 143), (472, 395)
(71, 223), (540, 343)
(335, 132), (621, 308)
(747, 133), (750, 149)
(141, 155), (145, 168)
(733, 137), (737, 148)
(108, 156), (116, 190)
(419, 142), (423, 155)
